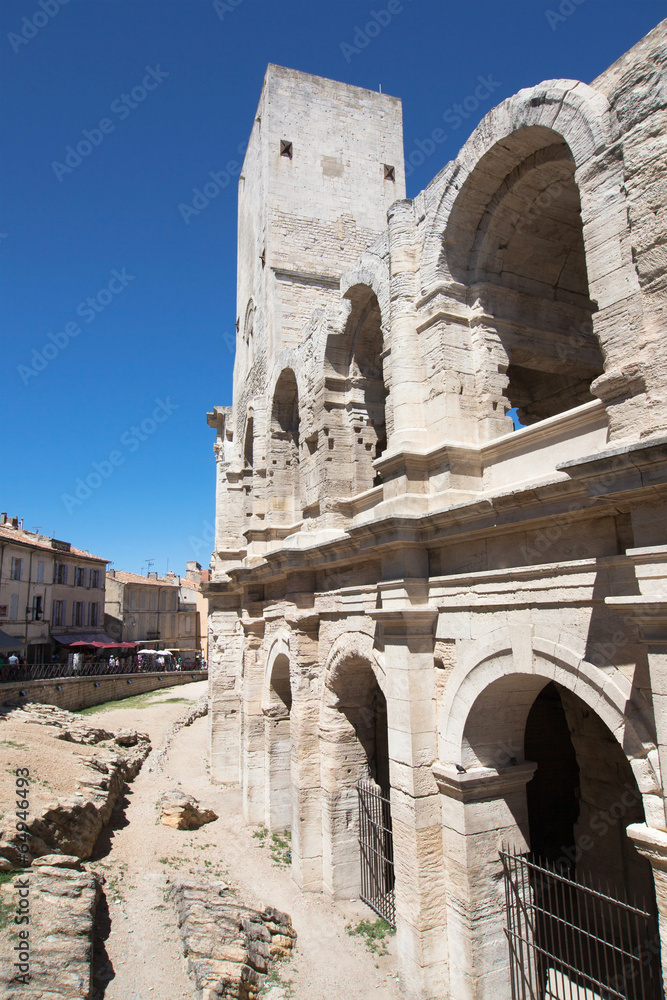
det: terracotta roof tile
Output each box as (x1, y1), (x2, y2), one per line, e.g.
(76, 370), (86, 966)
(0, 525), (108, 562)
(109, 570), (179, 587)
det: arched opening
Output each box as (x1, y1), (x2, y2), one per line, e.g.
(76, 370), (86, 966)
(450, 668), (663, 1000)
(522, 681), (661, 998)
(268, 370), (300, 524)
(243, 416), (254, 469)
(444, 129), (605, 433)
(319, 655), (392, 900)
(525, 683), (652, 897)
(326, 285), (388, 496)
(242, 415), (254, 523)
(263, 652), (292, 832)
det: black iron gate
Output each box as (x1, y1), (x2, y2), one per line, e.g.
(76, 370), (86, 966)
(357, 778), (395, 927)
(501, 848), (663, 1000)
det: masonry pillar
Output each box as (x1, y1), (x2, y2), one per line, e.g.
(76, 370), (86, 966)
(432, 762), (536, 1000)
(285, 610), (323, 892)
(627, 823), (667, 988)
(207, 592), (242, 783)
(386, 199), (427, 450)
(370, 606), (447, 1000)
(606, 588), (667, 831)
(606, 584), (667, 986)
(240, 610), (266, 824)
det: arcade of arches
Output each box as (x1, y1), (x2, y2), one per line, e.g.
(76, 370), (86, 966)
(206, 24), (667, 1000)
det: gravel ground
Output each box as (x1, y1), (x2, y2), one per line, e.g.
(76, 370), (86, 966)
(86, 681), (403, 1000)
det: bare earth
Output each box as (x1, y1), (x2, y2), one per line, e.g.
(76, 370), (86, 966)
(86, 682), (402, 1000)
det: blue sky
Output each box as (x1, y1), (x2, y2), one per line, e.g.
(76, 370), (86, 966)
(1, 0), (664, 576)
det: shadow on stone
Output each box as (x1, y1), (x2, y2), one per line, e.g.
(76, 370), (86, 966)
(89, 789), (133, 862)
(91, 889), (115, 1000)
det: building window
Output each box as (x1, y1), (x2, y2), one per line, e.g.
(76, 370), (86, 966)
(10, 558), (22, 581)
(10, 594), (19, 621)
(32, 596), (43, 621)
(150, 589), (158, 612)
(72, 601), (85, 626)
(37, 561), (44, 584)
(53, 600), (65, 626)
(55, 563), (68, 585)
(89, 602), (99, 626)
(75, 567), (86, 587)
(90, 569), (100, 589)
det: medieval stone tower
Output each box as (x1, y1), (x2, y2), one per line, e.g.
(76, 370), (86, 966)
(210, 66), (405, 575)
(206, 25), (667, 1000)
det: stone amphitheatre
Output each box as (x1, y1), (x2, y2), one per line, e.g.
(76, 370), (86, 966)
(204, 18), (667, 1000)
(1, 18), (666, 1000)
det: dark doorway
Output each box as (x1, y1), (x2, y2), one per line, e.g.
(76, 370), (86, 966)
(512, 681), (664, 999)
(525, 682), (580, 866)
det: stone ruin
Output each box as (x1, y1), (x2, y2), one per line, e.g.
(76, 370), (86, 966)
(204, 21), (667, 1000)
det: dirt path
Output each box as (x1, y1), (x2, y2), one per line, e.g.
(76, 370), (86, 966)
(87, 682), (402, 1000)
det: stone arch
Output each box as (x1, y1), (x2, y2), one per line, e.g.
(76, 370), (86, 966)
(241, 408), (255, 525)
(436, 631), (663, 998)
(262, 631), (292, 711)
(438, 631), (661, 817)
(262, 631), (293, 831)
(267, 368), (301, 525)
(423, 80), (616, 289)
(340, 253), (391, 343)
(320, 281), (390, 496)
(319, 630), (389, 897)
(421, 80), (644, 438)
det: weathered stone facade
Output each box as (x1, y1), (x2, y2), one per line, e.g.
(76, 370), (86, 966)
(205, 28), (667, 999)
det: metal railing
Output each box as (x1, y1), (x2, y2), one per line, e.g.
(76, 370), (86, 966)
(0, 660), (206, 683)
(501, 847), (664, 1000)
(357, 778), (395, 927)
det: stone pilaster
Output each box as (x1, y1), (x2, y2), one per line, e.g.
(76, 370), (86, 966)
(207, 591), (242, 784)
(240, 610), (266, 824)
(627, 823), (667, 988)
(606, 591), (667, 830)
(386, 200), (427, 450)
(432, 761), (537, 1000)
(285, 610), (323, 893)
(370, 606), (446, 1000)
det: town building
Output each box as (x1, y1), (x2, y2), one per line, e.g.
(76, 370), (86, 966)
(205, 24), (667, 1000)
(0, 513), (109, 662)
(105, 565), (205, 662)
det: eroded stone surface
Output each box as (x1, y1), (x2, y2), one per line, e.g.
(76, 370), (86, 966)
(160, 790), (218, 830)
(168, 878), (296, 999)
(0, 702), (151, 862)
(0, 865), (101, 1000)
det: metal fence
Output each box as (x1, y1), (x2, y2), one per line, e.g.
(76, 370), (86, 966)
(0, 660), (205, 683)
(357, 778), (395, 928)
(501, 847), (664, 1000)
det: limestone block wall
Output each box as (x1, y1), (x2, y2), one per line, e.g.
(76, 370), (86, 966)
(206, 24), (667, 1000)
(0, 671), (207, 713)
